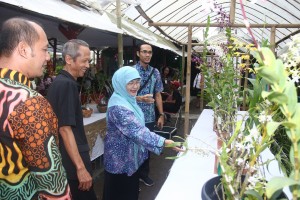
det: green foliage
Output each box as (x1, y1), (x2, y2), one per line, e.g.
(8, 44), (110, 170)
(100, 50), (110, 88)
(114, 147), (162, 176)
(266, 177), (297, 198)
(95, 71), (107, 93)
(201, 22), (242, 135)
(251, 46), (300, 199)
(55, 65), (63, 75)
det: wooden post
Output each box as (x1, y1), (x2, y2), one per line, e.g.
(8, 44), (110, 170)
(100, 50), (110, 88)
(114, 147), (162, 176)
(116, 0), (123, 67)
(184, 25), (192, 136)
(180, 45), (185, 121)
(270, 26), (276, 54)
(181, 45), (185, 95)
(229, 0), (236, 25)
(185, 25), (192, 114)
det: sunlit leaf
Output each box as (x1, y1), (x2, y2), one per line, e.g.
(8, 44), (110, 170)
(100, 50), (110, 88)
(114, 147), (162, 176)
(244, 190), (263, 200)
(284, 81), (298, 114)
(267, 92), (288, 104)
(281, 121), (297, 129)
(266, 121), (281, 136)
(266, 177), (297, 198)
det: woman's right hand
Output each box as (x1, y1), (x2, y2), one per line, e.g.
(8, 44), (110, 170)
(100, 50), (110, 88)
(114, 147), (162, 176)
(164, 139), (184, 152)
(137, 94), (155, 103)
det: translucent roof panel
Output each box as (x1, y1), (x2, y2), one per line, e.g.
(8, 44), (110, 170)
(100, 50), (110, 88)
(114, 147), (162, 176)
(102, 0), (300, 52)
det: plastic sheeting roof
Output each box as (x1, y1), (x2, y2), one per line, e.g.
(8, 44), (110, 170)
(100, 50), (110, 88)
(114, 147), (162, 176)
(102, 0), (300, 52)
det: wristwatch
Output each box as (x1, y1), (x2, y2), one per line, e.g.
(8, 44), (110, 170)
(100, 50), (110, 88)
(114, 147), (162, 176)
(159, 113), (164, 118)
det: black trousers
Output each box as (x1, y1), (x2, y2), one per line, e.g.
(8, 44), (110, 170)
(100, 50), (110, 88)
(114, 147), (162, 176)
(102, 170), (140, 200)
(68, 179), (97, 200)
(139, 122), (155, 179)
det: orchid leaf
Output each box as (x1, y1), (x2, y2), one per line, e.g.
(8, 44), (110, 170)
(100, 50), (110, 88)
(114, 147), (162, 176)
(266, 177), (297, 198)
(244, 190), (263, 200)
(266, 121), (281, 136)
(256, 66), (278, 84)
(284, 81), (298, 114)
(281, 121), (297, 129)
(267, 92), (288, 104)
(261, 91), (271, 99)
(261, 47), (276, 68)
(291, 104), (300, 142)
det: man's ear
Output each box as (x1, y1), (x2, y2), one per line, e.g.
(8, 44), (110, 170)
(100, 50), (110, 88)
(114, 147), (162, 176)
(65, 55), (73, 64)
(136, 51), (140, 57)
(17, 41), (30, 59)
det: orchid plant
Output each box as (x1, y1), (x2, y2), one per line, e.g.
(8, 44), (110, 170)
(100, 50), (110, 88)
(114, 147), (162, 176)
(168, 0), (300, 199)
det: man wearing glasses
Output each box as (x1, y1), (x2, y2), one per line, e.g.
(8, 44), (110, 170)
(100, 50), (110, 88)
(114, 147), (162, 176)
(135, 43), (165, 187)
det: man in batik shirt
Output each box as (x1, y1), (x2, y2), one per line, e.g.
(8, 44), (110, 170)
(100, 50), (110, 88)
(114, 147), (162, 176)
(0, 18), (70, 199)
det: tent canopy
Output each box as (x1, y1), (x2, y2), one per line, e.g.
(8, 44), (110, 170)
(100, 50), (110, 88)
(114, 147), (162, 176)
(0, 0), (180, 53)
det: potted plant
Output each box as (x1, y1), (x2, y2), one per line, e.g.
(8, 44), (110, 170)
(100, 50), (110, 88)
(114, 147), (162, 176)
(95, 70), (109, 113)
(167, 2), (300, 198)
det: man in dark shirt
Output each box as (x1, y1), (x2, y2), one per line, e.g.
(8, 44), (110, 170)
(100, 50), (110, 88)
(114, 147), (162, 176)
(47, 39), (97, 200)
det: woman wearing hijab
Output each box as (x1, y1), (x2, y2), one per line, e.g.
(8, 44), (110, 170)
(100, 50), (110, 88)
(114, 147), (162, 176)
(103, 66), (181, 200)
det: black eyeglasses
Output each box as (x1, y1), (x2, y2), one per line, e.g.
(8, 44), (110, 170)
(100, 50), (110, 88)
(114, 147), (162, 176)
(140, 50), (153, 55)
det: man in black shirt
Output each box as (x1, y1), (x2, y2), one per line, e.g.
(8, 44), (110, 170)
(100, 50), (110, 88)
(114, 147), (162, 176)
(47, 39), (97, 200)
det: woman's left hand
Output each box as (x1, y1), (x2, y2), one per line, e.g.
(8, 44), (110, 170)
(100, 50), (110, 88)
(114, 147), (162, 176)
(157, 115), (164, 129)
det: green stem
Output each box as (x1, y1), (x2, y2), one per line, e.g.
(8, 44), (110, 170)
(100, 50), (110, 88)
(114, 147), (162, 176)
(281, 104), (299, 200)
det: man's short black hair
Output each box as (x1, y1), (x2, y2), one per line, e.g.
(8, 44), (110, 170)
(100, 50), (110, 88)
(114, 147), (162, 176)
(0, 17), (42, 57)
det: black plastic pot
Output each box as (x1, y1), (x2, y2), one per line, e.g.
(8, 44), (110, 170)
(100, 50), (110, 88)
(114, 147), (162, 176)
(201, 176), (223, 200)
(201, 175), (288, 200)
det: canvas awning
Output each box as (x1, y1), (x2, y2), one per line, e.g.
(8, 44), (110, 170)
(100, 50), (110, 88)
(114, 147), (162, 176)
(104, 11), (181, 55)
(0, 0), (181, 53)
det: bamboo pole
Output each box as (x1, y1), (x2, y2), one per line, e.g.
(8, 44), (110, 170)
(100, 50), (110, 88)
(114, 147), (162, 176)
(184, 25), (192, 136)
(180, 46), (185, 121)
(116, 0), (123, 67)
(229, 0), (236, 25)
(181, 45), (185, 96)
(185, 25), (192, 114)
(270, 26), (276, 54)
